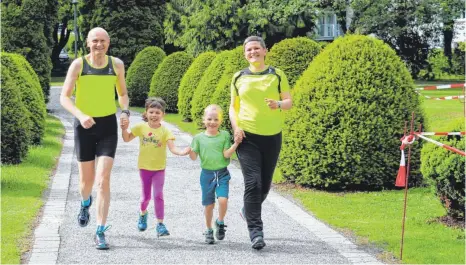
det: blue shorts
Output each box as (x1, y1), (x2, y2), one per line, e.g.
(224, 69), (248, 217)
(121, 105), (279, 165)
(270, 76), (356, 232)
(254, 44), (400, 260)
(200, 168), (231, 206)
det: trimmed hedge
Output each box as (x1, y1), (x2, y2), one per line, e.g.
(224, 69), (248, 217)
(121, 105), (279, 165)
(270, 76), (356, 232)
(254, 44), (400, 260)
(127, 46), (166, 107)
(178, 51), (217, 121)
(279, 35), (424, 190)
(191, 50), (233, 127)
(421, 119), (465, 221)
(211, 47), (248, 133)
(1, 66), (33, 164)
(2, 52), (46, 145)
(148, 51), (193, 113)
(266, 37), (321, 87)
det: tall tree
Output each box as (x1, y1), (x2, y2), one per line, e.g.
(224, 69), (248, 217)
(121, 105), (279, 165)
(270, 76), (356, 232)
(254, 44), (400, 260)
(349, 0), (441, 78)
(438, 0), (464, 64)
(2, 0), (58, 103)
(51, 0), (73, 66)
(164, 0), (318, 55)
(78, 0), (165, 66)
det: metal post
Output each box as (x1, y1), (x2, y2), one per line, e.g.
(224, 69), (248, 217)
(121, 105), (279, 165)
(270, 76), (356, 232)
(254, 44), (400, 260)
(72, 0), (78, 59)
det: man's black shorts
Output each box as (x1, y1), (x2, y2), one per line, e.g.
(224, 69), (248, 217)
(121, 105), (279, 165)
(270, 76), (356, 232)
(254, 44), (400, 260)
(74, 114), (118, 162)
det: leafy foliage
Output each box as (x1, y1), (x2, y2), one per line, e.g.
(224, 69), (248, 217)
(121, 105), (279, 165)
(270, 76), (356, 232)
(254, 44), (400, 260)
(191, 50), (232, 127)
(177, 51), (217, 121)
(1, 53), (46, 145)
(211, 47), (248, 133)
(2, 0), (58, 103)
(421, 119), (465, 221)
(266, 37), (321, 87)
(1, 66), (33, 164)
(127, 46), (166, 107)
(279, 35), (424, 190)
(164, 0), (318, 55)
(80, 0), (165, 66)
(148, 52), (193, 113)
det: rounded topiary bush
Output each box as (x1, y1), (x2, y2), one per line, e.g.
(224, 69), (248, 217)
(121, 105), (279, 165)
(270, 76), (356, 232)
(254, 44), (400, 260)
(2, 53), (46, 145)
(177, 51), (217, 121)
(421, 119), (465, 221)
(191, 50), (232, 127)
(211, 46), (248, 133)
(1, 66), (33, 164)
(127, 46), (166, 107)
(149, 52), (193, 113)
(279, 35), (424, 190)
(266, 37), (321, 87)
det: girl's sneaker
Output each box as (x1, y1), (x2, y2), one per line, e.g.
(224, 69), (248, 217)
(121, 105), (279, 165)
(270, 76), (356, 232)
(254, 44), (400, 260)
(138, 212), (148, 231)
(156, 223), (170, 237)
(203, 229), (215, 244)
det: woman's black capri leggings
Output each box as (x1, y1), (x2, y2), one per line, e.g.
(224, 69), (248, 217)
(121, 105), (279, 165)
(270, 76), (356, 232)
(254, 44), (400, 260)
(237, 131), (282, 241)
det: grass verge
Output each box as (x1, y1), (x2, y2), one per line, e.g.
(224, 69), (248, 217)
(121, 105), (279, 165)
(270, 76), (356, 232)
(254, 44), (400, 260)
(1, 115), (65, 264)
(50, 76), (65, 86)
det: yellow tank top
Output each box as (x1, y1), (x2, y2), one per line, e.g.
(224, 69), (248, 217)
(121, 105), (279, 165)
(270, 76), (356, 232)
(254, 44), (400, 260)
(76, 55), (117, 117)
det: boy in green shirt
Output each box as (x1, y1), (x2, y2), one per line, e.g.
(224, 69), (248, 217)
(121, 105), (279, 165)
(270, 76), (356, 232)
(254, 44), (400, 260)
(189, 104), (239, 244)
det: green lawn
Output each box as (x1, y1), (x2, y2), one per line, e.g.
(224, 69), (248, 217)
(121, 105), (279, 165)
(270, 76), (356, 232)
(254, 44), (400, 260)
(418, 88), (464, 131)
(1, 116), (65, 264)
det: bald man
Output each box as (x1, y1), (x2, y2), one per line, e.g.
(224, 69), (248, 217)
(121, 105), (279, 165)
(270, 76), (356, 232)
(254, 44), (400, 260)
(60, 27), (129, 250)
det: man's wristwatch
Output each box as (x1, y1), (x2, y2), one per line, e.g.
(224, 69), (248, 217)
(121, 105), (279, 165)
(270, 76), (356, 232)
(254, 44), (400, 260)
(277, 101), (281, 109)
(121, 110), (130, 116)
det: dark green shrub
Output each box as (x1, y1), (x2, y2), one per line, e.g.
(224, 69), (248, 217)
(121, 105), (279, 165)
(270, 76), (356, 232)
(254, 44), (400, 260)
(148, 52), (193, 113)
(279, 35), (424, 190)
(1, 67), (33, 164)
(191, 50), (232, 127)
(2, 53), (46, 145)
(452, 42), (465, 76)
(211, 47), (248, 133)
(177, 51), (217, 121)
(421, 119), (465, 221)
(127, 46), (166, 107)
(266, 37), (321, 87)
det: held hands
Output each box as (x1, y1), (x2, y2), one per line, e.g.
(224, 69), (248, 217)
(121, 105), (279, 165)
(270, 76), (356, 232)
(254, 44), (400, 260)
(120, 116), (129, 130)
(78, 115), (96, 129)
(234, 128), (245, 143)
(265, 98), (280, 110)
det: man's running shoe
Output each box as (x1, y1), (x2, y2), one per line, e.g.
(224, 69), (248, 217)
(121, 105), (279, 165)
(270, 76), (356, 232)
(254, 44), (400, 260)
(95, 226), (111, 250)
(77, 196), (92, 227)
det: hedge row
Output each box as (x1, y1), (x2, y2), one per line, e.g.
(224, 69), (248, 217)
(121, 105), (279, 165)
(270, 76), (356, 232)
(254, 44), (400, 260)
(149, 51), (193, 113)
(126, 46), (166, 107)
(178, 51), (217, 121)
(1, 52), (47, 164)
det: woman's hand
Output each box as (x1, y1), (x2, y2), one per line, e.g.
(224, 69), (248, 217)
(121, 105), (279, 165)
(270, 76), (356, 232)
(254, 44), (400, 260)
(234, 128), (245, 143)
(265, 98), (280, 110)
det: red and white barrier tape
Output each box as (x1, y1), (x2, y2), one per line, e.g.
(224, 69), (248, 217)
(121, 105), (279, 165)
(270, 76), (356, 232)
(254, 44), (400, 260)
(415, 83), (465, 91)
(418, 94), (465, 100)
(414, 133), (466, 156)
(420, 131), (465, 136)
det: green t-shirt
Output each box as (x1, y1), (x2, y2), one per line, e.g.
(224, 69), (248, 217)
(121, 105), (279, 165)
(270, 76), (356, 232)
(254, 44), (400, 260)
(191, 130), (232, 170)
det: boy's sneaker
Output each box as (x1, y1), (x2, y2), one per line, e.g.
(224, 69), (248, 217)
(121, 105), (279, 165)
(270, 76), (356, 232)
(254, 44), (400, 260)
(215, 220), (227, 240)
(156, 223), (170, 237)
(77, 196), (92, 227)
(138, 212), (148, 231)
(94, 226), (111, 250)
(251, 236), (266, 250)
(204, 229), (215, 244)
(239, 207), (246, 221)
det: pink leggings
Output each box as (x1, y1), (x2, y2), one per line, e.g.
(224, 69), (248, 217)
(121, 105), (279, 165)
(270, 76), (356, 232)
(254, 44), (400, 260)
(139, 169), (165, 220)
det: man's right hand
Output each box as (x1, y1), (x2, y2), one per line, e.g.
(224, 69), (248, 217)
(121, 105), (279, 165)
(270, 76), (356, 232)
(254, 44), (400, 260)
(79, 115), (96, 129)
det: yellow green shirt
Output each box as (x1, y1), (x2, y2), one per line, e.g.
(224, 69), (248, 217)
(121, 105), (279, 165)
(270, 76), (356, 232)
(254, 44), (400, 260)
(231, 66), (290, 135)
(131, 123), (175, 171)
(76, 55), (118, 117)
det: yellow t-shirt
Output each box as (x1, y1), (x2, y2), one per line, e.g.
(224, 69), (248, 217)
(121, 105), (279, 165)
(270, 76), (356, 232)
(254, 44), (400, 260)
(231, 66), (290, 135)
(131, 123), (175, 171)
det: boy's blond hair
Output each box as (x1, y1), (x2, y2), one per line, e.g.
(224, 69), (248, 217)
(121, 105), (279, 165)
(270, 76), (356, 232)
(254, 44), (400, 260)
(203, 104), (223, 122)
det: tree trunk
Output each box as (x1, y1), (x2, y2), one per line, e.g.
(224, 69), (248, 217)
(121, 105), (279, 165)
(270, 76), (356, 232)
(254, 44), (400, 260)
(443, 21), (454, 69)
